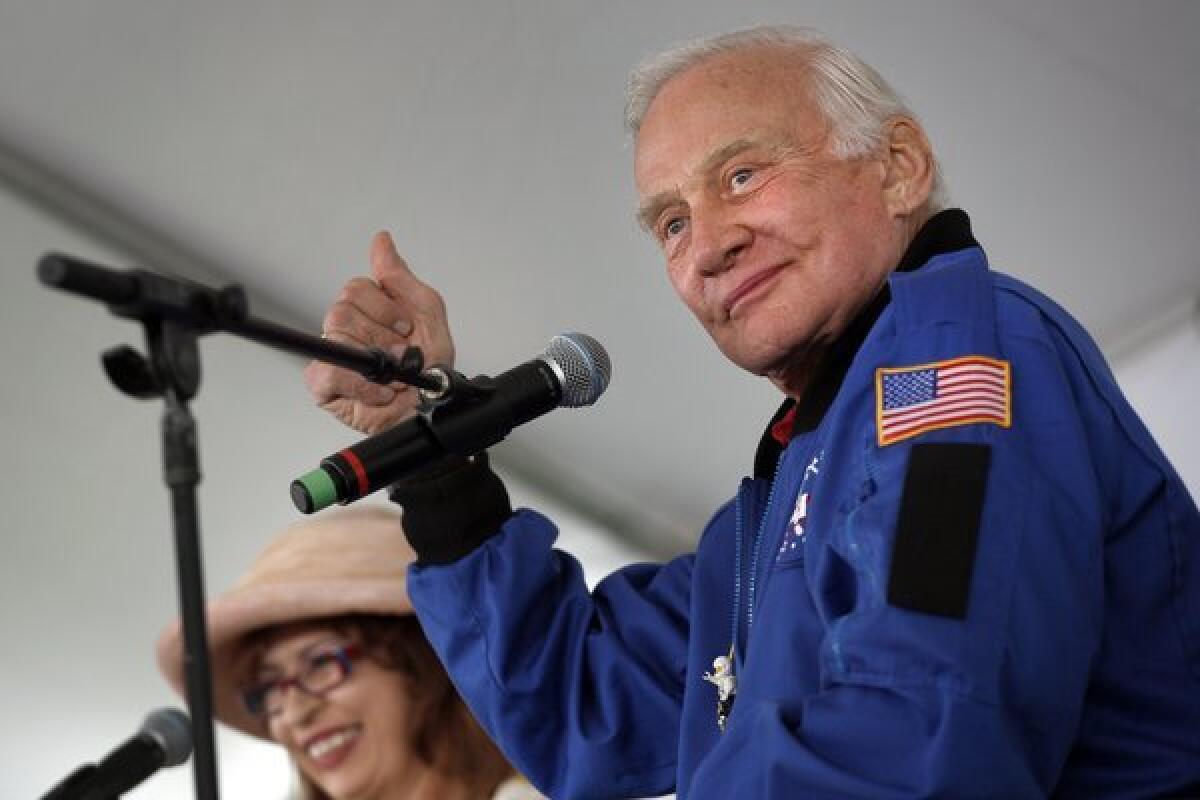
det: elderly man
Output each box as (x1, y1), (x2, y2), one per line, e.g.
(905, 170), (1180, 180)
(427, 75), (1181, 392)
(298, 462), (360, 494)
(306, 26), (1200, 799)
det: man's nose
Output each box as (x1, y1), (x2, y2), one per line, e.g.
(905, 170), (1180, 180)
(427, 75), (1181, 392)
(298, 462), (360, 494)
(689, 202), (751, 277)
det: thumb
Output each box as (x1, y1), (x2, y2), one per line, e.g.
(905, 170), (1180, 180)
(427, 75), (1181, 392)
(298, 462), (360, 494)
(369, 231), (420, 295)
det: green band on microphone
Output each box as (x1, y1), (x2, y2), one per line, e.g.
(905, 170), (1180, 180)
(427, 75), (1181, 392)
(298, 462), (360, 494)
(292, 467), (339, 514)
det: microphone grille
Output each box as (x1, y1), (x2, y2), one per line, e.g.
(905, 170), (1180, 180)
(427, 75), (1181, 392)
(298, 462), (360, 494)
(141, 707), (193, 767)
(543, 333), (611, 407)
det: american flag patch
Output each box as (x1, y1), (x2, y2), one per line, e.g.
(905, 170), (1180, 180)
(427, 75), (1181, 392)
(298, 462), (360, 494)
(875, 356), (1011, 446)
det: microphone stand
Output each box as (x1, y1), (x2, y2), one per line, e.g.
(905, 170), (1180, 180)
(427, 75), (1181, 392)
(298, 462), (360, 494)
(37, 253), (438, 799)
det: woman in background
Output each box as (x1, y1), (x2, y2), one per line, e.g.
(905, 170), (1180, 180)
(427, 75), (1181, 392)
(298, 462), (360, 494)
(157, 505), (539, 800)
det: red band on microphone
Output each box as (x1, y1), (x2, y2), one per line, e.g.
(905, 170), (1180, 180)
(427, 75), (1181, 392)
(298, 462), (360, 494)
(339, 448), (370, 496)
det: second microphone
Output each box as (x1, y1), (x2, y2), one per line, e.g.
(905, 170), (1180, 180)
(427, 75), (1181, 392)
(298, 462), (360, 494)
(291, 333), (611, 513)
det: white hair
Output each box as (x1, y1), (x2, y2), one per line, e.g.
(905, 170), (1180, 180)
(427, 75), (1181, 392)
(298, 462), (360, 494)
(626, 25), (947, 209)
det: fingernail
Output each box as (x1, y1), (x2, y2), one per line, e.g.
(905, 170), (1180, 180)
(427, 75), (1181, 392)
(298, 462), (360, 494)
(371, 386), (396, 404)
(393, 319), (413, 336)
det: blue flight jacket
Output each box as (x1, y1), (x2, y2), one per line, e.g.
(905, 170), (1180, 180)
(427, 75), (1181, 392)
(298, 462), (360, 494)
(408, 244), (1200, 798)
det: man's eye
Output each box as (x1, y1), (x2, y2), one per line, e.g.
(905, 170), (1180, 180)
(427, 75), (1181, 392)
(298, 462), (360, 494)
(729, 168), (755, 191)
(663, 217), (687, 239)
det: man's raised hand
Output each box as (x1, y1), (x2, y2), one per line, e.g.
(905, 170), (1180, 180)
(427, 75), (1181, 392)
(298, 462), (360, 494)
(304, 232), (455, 435)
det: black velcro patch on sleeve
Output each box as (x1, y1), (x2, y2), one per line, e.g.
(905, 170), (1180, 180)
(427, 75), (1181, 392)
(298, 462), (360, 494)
(887, 442), (991, 619)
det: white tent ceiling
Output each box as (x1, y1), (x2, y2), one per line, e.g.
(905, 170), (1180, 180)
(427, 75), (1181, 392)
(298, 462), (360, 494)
(2, 0), (1197, 554)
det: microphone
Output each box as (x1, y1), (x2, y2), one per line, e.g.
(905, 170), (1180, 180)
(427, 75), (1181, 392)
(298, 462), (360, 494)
(292, 332), (611, 513)
(41, 708), (193, 800)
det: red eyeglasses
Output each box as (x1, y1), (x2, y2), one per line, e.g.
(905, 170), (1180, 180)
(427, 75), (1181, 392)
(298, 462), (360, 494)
(242, 643), (364, 717)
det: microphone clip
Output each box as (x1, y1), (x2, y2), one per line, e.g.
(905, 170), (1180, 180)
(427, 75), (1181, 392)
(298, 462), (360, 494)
(416, 368), (497, 413)
(416, 370), (507, 458)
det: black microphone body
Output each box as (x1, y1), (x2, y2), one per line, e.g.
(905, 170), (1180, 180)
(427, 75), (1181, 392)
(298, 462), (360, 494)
(40, 766), (100, 800)
(293, 333), (609, 513)
(300, 359), (560, 511)
(41, 708), (192, 800)
(87, 732), (170, 798)
(362, 354), (558, 454)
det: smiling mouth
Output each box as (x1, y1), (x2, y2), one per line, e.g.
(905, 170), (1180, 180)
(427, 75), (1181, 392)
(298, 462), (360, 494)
(725, 265), (786, 318)
(305, 724), (362, 766)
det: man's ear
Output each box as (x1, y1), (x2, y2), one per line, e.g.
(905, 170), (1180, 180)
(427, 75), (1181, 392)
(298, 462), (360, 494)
(881, 117), (936, 217)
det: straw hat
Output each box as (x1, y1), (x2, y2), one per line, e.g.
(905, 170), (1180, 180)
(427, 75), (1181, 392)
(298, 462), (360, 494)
(155, 504), (417, 738)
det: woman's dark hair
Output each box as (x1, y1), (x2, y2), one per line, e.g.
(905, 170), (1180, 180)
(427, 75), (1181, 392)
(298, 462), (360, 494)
(251, 613), (514, 799)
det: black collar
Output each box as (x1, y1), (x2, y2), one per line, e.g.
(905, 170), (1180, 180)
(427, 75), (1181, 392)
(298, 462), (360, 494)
(751, 209), (979, 478)
(894, 208), (977, 273)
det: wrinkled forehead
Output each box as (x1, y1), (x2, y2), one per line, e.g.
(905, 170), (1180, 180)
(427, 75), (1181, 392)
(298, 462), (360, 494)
(640, 43), (815, 120)
(632, 50), (827, 194)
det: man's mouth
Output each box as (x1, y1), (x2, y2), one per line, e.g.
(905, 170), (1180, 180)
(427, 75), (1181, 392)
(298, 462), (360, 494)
(724, 264), (787, 318)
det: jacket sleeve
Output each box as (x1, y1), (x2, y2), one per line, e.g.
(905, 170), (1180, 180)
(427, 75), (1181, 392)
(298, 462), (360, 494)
(407, 508), (692, 800)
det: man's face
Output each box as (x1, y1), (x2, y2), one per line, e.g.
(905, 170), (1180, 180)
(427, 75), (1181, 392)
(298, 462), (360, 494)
(634, 48), (909, 394)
